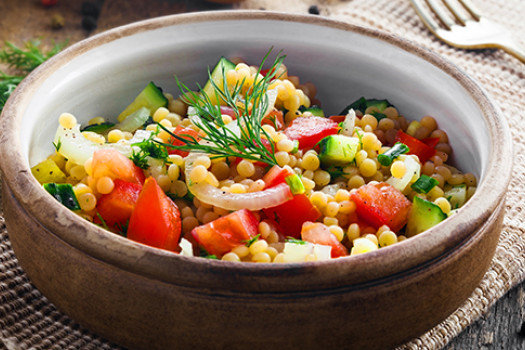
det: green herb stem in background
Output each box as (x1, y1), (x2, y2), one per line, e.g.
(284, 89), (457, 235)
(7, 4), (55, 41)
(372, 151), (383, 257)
(0, 40), (65, 113)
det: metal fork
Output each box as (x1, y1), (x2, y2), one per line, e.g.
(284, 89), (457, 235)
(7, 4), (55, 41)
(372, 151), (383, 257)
(410, 0), (525, 63)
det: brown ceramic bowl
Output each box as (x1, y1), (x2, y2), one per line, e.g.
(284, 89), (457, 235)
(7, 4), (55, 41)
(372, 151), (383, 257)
(0, 11), (512, 350)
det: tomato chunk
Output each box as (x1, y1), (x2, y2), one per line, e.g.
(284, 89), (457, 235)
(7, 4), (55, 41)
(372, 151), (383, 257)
(95, 179), (142, 231)
(350, 182), (412, 233)
(262, 165), (294, 189)
(301, 222), (348, 258)
(263, 194), (321, 238)
(262, 109), (285, 130)
(168, 125), (201, 157)
(284, 116), (339, 149)
(395, 130), (436, 164)
(92, 148), (145, 185)
(191, 209), (259, 257)
(127, 177), (182, 252)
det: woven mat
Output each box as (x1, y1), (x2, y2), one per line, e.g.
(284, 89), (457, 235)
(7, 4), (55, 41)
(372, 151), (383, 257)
(1, 0), (525, 349)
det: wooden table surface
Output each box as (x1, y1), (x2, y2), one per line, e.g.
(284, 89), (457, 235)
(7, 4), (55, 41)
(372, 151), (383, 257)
(1, 1), (524, 349)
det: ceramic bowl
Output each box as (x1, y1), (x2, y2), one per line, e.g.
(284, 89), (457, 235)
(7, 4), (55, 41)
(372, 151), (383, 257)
(0, 11), (512, 350)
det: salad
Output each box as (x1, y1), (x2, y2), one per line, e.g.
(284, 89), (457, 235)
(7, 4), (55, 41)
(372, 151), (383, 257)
(31, 51), (477, 263)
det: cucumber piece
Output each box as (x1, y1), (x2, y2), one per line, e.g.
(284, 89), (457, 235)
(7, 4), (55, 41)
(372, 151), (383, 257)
(299, 105), (325, 117)
(31, 158), (67, 184)
(201, 57), (236, 105)
(43, 183), (81, 211)
(285, 174), (305, 195)
(114, 106), (150, 132)
(444, 184), (467, 209)
(406, 196), (446, 237)
(318, 135), (360, 167)
(117, 82), (168, 122)
(340, 97), (393, 115)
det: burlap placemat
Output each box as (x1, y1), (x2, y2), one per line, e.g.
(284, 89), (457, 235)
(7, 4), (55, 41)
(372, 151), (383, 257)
(1, 0), (524, 349)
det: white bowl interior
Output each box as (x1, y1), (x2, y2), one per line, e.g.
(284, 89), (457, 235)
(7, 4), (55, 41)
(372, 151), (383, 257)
(24, 16), (488, 181)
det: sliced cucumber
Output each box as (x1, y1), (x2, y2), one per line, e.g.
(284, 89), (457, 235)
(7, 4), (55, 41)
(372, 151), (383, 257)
(318, 134), (360, 167)
(114, 106), (150, 132)
(201, 57), (236, 105)
(285, 173), (305, 195)
(43, 183), (81, 211)
(340, 97), (393, 115)
(117, 82), (168, 122)
(406, 196), (446, 237)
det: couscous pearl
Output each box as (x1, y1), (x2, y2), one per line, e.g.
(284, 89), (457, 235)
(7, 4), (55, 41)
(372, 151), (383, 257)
(390, 160), (406, 178)
(222, 252), (241, 262)
(59, 113), (77, 129)
(78, 193), (97, 211)
(96, 176), (114, 194)
(189, 165), (208, 184)
(237, 160), (256, 178)
(378, 230), (398, 247)
(302, 152), (320, 171)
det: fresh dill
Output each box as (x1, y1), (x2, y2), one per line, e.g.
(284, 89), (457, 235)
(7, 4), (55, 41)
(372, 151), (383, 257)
(0, 40), (66, 113)
(244, 234), (261, 247)
(130, 132), (169, 169)
(157, 49), (286, 167)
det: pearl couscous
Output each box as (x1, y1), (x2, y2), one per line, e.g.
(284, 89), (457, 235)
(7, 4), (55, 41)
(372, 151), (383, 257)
(31, 52), (477, 263)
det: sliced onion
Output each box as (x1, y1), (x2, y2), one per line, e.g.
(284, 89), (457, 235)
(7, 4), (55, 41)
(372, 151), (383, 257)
(184, 153), (292, 211)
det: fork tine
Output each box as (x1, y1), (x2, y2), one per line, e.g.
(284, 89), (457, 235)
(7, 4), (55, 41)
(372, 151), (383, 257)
(458, 0), (481, 21)
(426, 0), (455, 29)
(410, 0), (441, 33)
(443, 0), (468, 25)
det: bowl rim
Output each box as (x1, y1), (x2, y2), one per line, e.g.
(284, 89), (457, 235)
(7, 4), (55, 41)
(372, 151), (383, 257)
(0, 10), (513, 292)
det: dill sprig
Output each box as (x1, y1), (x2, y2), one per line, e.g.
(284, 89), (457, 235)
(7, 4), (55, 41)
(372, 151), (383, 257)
(0, 40), (65, 112)
(157, 50), (286, 167)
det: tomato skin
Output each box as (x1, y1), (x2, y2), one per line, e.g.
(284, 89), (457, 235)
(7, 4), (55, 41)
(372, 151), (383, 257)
(395, 130), (436, 164)
(191, 209), (259, 257)
(284, 116), (339, 149)
(350, 182), (412, 233)
(262, 109), (285, 130)
(263, 194), (321, 238)
(127, 177), (182, 252)
(92, 149), (145, 185)
(168, 125), (201, 157)
(262, 165), (294, 189)
(95, 179), (142, 231)
(328, 115), (346, 123)
(301, 222), (348, 258)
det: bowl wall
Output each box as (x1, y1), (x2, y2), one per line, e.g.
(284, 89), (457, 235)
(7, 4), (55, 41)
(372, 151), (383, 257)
(0, 11), (512, 350)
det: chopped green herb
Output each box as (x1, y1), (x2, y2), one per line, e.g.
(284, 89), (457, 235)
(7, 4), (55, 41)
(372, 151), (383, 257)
(130, 133), (169, 169)
(411, 175), (439, 194)
(157, 49), (286, 167)
(285, 237), (307, 245)
(81, 122), (115, 133)
(244, 234), (261, 247)
(378, 142), (409, 166)
(53, 138), (62, 152)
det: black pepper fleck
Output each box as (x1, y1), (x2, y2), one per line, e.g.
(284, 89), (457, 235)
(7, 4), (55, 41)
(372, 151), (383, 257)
(308, 5), (320, 15)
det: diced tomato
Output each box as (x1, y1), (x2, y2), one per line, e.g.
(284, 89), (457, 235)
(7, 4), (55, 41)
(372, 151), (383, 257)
(301, 222), (348, 258)
(262, 109), (285, 130)
(167, 125), (201, 157)
(328, 115), (346, 123)
(127, 177), (182, 252)
(350, 182), (412, 233)
(91, 149), (145, 185)
(421, 137), (440, 149)
(395, 130), (436, 164)
(284, 116), (339, 149)
(95, 179), (142, 231)
(220, 106), (237, 120)
(262, 165), (294, 189)
(191, 209), (259, 257)
(263, 194), (321, 238)
(235, 138), (274, 168)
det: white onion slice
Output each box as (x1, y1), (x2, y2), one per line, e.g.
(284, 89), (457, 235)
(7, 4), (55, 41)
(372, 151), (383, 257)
(184, 153), (292, 211)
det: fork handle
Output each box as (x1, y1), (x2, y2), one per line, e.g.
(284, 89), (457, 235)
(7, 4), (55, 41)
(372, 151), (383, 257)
(499, 41), (525, 63)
